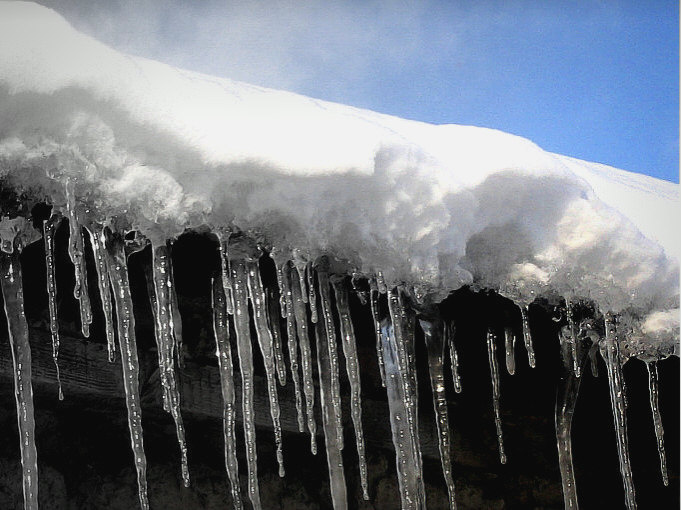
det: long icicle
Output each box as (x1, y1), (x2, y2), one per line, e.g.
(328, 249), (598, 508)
(316, 259), (344, 450)
(64, 181), (92, 338)
(1, 249), (39, 510)
(43, 215), (64, 399)
(104, 232), (149, 510)
(87, 225), (116, 362)
(486, 328), (506, 464)
(315, 306), (348, 509)
(273, 257), (305, 432)
(504, 327), (516, 376)
(229, 257), (262, 510)
(331, 276), (369, 500)
(419, 317), (457, 510)
(381, 291), (425, 509)
(601, 313), (636, 510)
(289, 264), (318, 454)
(520, 304), (536, 368)
(151, 243), (190, 487)
(246, 258), (285, 478)
(369, 278), (387, 387)
(266, 286), (287, 386)
(556, 326), (587, 510)
(211, 276), (243, 509)
(167, 253), (184, 369)
(646, 360), (668, 486)
(445, 321), (462, 393)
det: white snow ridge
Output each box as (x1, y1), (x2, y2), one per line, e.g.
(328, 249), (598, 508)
(0, 3), (678, 510)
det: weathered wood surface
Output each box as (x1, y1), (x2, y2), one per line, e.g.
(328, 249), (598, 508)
(0, 328), (443, 459)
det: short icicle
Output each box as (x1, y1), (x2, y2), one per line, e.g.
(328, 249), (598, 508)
(331, 276), (369, 500)
(64, 181), (92, 338)
(520, 304), (536, 368)
(504, 327), (516, 376)
(87, 225), (116, 363)
(1, 248), (39, 510)
(229, 256), (262, 509)
(246, 258), (285, 477)
(272, 255), (305, 433)
(419, 316), (458, 510)
(43, 215), (64, 399)
(445, 321), (462, 393)
(211, 276), (243, 509)
(104, 232), (149, 510)
(369, 278), (387, 387)
(315, 309), (348, 510)
(289, 264), (318, 454)
(601, 313), (636, 510)
(556, 325), (588, 510)
(646, 361), (668, 486)
(151, 243), (190, 487)
(381, 289), (426, 509)
(486, 328), (506, 464)
(316, 258), (344, 450)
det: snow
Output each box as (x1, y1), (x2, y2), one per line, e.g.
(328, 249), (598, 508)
(0, 2), (678, 333)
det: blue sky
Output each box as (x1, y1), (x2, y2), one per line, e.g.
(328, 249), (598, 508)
(42, 0), (679, 182)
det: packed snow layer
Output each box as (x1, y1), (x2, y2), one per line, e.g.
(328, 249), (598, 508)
(0, 2), (678, 325)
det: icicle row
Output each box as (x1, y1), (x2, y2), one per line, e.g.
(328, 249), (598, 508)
(229, 258), (262, 509)
(151, 243), (190, 487)
(289, 265), (318, 454)
(316, 261), (344, 450)
(331, 276), (369, 500)
(601, 313), (636, 510)
(420, 317), (457, 510)
(105, 233), (149, 510)
(646, 361), (668, 486)
(43, 215), (64, 400)
(211, 276), (243, 509)
(1, 249), (39, 510)
(246, 258), (285, 477)
(486, 329), (506, 464)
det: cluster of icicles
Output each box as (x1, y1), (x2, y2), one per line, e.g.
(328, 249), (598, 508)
(0, 204), (672, 510)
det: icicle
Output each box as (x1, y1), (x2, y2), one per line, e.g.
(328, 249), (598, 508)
(306, 261), (318, 323)
(646, 361), (668, 486)
(315, 312), (348, 509)
(1, 249), (39, 510)
(151, 243), (190, 487)
(331, 276), (369, 500)
(271, 252), (289, 319)
(292, 257), (308, 304)
(104, 233), (149, 510)
(43, 215), (64, 400)
(289, 265), (318, 454)
(419, 317), (457, 510)
(229, 257), (262, 509)
(381, 290), (426, 509)
(266, 287), (287, 386)
(64, 181), (92, 338)
(168, 258), (184, 369)
(566, 303), (581, 378)
(556, 326), (587, 510)
(376, 271), (388, 294)
(520, 304), (536, 368)
(246, 258), (285, 478)
(87, 225), (116, 363)
(445, 321), (462, 393)
(143, 259), (169, 412)
(486, 329), (506, 464)
(216, 236), (235, 315)
(369, 278), (387, 387)
(273, 257), (305, 433)
(316, 259), (344, 450)
(601, 313), (636, 510)
(588, 341), (599, 377)
(211, 276), (243, 509)
(504, 327), (516, 376)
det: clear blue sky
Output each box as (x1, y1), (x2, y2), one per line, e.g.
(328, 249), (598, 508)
(42, 0), (679, 182)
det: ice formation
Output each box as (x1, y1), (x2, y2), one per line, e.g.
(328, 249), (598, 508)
(0, 3), (678, 510)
